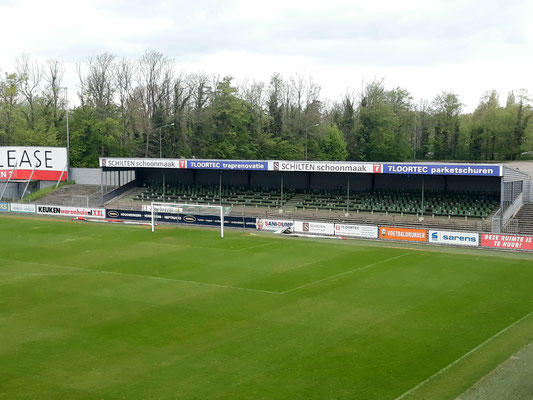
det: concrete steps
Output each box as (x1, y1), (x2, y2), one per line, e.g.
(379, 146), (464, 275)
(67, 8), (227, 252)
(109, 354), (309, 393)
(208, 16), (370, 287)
(35, 184), (103, 207)
(515, 204), (533, 235)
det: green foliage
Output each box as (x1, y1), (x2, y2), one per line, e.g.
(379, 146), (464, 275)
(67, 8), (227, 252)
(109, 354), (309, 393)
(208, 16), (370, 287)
(69, 108), (122, 167)
(0, 58), (532, 164)
(21, 181), (72, 202)
(321, 124), (348, 160)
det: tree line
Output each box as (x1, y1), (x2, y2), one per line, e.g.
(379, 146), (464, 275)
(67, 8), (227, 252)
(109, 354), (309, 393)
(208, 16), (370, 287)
(1, 50), (531, 167)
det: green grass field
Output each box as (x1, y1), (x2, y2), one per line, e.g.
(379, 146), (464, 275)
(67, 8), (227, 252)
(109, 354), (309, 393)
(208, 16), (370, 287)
(1, 216), (532, 400)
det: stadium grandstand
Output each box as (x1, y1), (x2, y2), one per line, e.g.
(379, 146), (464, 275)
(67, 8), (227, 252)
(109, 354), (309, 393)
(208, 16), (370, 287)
(94, 157), (531, 234)
(2, 146), (531, 235)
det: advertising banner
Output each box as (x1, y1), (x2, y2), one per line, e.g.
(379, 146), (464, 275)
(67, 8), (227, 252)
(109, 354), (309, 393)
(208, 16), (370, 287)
(187, 160), (268, 171)
(379, 226), (427, 242)
(37, 205), (105, 219)
(142, 204), (181, 214)
(256, 219), (294, 231)
(0, 202), (9, 212)
(0, 147), (68, 181)
(383, 163), (502, 177)
(270, 161), (376, 173)
(10, 203), (36, 213)
(480, 234), (533, 251)
(100, 158), (186, 169)
(106, 209), (256, 229)
(429, 230), (479, 247)
(334, 223), (378, 239)
(294, 221), (335, 235)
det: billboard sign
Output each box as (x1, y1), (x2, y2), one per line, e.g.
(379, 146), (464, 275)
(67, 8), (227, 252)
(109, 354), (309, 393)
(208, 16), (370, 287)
(100, 158), (185, 169)
(382, 163), (502, 177)
(379, 226), (427, 242)
(10, 203), (36, 213)
(256, 219), (294, 231)
(480, 234), (533, 251)
(106, 209), (256, 229)
(334, 223), (378, 238)
(187, 160), (268, 171)
(270, 161), (375, 173)
(37, 205), (105, 219)
(294, 221), (335, 235)
(0, 202), (9, 212)
(0, 147), (68, 181)
(429, 230), (479, 247)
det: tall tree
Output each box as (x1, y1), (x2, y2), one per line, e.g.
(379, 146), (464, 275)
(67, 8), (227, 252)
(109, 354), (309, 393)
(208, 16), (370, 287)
(431, 92), (462, 159)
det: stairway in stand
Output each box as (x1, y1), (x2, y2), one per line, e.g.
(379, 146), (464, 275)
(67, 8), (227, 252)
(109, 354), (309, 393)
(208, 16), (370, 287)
(515, 204), (533, 235)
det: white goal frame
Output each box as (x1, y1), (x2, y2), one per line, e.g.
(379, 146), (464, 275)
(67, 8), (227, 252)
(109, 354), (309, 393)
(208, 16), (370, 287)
(150, 202), (228, 238)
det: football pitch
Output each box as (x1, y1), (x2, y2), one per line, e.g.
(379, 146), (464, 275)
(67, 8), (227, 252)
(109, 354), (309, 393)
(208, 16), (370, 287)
(1, 216), (532, 400)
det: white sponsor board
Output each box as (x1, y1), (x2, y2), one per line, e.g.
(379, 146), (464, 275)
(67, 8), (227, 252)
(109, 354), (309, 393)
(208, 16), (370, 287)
(269, 161), (380, 173)
(36, 205), (106, 219)
(0, 147), (68, 181)
(100, 158), (186, 169)
(429, 230), (479, 247)
(142, 204), (181, 214)
(334, 223), (378, 239)
(10, 203), (36, 213)
(294, 221), (335, 235)
(256, 219), (294, 231)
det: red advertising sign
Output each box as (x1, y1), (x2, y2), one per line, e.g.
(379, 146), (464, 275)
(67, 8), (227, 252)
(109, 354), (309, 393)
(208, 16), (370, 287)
(480, 234), (533, 251)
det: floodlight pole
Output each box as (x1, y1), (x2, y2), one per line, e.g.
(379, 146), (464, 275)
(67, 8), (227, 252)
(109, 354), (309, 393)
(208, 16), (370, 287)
(305, 123), (319, 161)
(62, 87), (70, 175)
(158, 123), (175, 158)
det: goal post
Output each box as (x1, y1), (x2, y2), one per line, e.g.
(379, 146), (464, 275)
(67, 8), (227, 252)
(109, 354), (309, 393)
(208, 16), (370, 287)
(150, 202), (232, 238)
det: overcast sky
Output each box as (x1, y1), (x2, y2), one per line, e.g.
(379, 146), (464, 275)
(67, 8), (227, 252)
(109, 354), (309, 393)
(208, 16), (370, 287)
(1, 0), (532, 111)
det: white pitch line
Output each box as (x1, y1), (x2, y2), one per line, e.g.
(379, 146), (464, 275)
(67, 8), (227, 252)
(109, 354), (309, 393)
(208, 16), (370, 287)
(0, 272), (98, 276)
(0, 257), (280, 295)
(237, 241), (278, 252)
(393, 308), (533, 400)
(95, 269), (282, 295)
(281, 253), (410, 294)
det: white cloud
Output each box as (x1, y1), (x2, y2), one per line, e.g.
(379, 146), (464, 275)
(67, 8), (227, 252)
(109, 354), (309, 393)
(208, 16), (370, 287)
(0, 0), (531, 111)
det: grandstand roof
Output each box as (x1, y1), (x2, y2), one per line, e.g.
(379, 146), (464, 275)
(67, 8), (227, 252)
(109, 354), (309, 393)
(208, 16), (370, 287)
(99, 157), (504, 177)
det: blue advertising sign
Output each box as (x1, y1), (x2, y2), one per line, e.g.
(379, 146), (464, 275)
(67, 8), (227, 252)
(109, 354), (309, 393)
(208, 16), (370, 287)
(0, 202), (9, 212)
(105, 209), (256, 229)
(383, 164), (501, 177)
(186, 160), (268, 171)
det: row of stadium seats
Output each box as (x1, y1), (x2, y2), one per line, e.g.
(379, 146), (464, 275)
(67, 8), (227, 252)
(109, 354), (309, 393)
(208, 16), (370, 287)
(134, 183), (499, 219)
(292, 189), (498, 218)
(135, 184), (294, 209)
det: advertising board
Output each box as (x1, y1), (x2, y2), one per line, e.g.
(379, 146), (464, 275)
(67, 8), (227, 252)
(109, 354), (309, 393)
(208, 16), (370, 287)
(100, 158), (268, 171)
(270, 161), (377, 173)
(37, 205), (105, 219)
(379, 226), (427, 242)
(10, 203), (36, 213)
(256, 219), (294, 231)
(294, 221), (335, 235)
(106, 209), (256, 229)
(334, 223), (378, 239)
(100, 158), (185, 169)
(480, 234), (533, 251)
(187, 160), (268, 171)
(0, 147), (68, 181)
(428, 230), (479, 247)
(382, 163), (501, 177)
(0, 202), (9, 212)
(142, 204), (181, 214)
